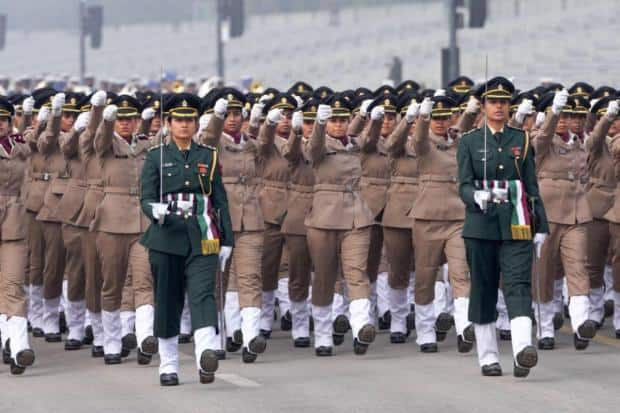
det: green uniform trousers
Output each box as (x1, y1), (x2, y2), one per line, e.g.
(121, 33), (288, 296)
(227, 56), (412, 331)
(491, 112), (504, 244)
(465, 238), (533, 324)
(149, 249), (218, 338)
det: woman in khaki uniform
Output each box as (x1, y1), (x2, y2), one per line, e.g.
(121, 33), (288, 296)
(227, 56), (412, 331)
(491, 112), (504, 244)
(256, 93), (295, 338)
(92, 95), (156, 365)
(410, 95), (476, 353)
(198, 89), (267, 363)
(0, 96), (36, 375)
(532, 90), (597, 351)
(606, 100), (620, 338)
(382, 93), (420, 343)
(306, 94), (376, 357)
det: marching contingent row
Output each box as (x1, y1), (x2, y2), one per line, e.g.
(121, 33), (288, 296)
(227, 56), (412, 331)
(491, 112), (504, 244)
(0, 74), (619, 386)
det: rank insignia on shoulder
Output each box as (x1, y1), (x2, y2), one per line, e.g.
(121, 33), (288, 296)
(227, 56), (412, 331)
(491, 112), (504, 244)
(148, 144), (163, 151)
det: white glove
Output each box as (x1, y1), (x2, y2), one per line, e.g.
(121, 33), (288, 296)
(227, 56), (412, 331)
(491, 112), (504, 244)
(316, 104), (332, 124)
(293, 94), (303, 108)
(292, 111), (303, 131)
(535, 112), (546, 129)
(533, 233), (547, 259)
(515, 99), (534, 124)
(141, 107), (156, 121)
(219, 246), (233, 272)
(551, 89), (569, 115)
(405, 101), (420, 123)
(213, 98), (228, 119)
(51, 93), (66, 116)
(249, 102), (264, 126)
(242, 107), (249, 120)
(73, 112), (90, 132)
(267, 108), (282, 125)
(37, 106), (50, 123)
(359, 99), (373, 117)
(473, 190), (490, 211)
(199, 114), (211, 133)
(590, 98), (600, 110)
(150, 202), (169, 224)
(434, 89), (446, 97)
(419, 97), (433, 118)
(103, 105), (118, 122)
(370, 105), (385, 121)
(22, 97), (35, 115)
(605, 100), (619, 119)
(465, 96), (480, 114)
(90, 90), (107, 107)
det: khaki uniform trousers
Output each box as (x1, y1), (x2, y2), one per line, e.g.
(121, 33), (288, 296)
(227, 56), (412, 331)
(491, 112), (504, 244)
(26, 211), (44, 287)
(607, 223), (620, 293)
(586, 218), (611, 290)
(412, 220), (469, 306)
(82, 229), (102, 313)
(95, 232), (152, 312)
(41, 222), (66, 300)
(307, 227), (371, 307)
(284, 235), (312, 302)
(62, 224), (85, 302)
(0, 240), (28, 317)
(534, 223), (589, 302)
(367, 225), (389, 283)
(383, 227), (415, 290)
(225, 231), (263, 309)
(261, 223), (285, 292)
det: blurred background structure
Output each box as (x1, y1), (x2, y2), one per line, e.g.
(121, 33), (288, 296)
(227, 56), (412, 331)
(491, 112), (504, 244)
(0, 0), (617, 94)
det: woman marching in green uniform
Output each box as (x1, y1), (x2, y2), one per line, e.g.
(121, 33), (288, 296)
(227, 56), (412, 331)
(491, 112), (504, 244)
(140, 93), (234, 386)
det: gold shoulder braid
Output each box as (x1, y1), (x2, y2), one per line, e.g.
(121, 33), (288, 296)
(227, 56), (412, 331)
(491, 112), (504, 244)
(197, 150), (220, 255)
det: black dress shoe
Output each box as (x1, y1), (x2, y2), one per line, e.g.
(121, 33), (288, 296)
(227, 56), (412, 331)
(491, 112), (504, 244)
(137, 348), (153, 365)
(215, 350), (226, 360)
(10, 359), (26, 375)
(59, 312), (68, 334)
(353, 338), (368, 355)
(121, 348), (131, 358)
(435, 331), (447, 342)
(419, 343), (438, 353)
(248, 336), (267, 354)
(463, 324), (476, 342)
(15, 349), (35, 368)
(160, 373), (179, 386)
(457, 335), (474, 353)
(280, 311), (292, 331)
(390, 332), (407, 344)
(315, 346), (333, 357)
(226, 337), (242, 353)
(378, 311), (391, 330)
(513, 362), (531, 378)
(577, 320), (597, 340)
(435, 312), (454, 333)
(357, 324), (376, 345)
(499, 329), (512, 341)
(32, 328), (44, 338)
(233, 329), (243, 345)
(83, 325), (94, 345)
(553, 312), (564, 330)
(242, 347), (257, 363)
(406, 312), (416, 331)
(294, 337), (311, 348)
(604, 300), (615, 318)
(515, 345), (538, 369)
(333, 315), (350, 335)
(259, 329), (272, 339)
(481, 362), (502, 376)
(140, 336), (158, 355)
(122, 333), (138, 352)
(91, 345), (104, 358)
(333, 334), (345, 346)
(199, 350), (219, 383)
(178, 333), (193, 344)
(45, 333), (62, 343)
(573, 333), (589, 350)
(64, 339), (83, 351)
(537, 337), (555, 350)
(104, 353), (122, 365)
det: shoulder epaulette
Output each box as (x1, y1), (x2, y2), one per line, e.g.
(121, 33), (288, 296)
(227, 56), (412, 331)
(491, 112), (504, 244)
(148, 144), (163, 151)
(506, 124), (524, 133)
(197, 142), (217, 151)
(461, 126), (482, 137)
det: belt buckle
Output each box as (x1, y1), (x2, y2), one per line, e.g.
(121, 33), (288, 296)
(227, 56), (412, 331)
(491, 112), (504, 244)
(42, 173), (50, 181)
(129, 186), (139, 196)
(345, 183), (354, 193)
(239, 175), (247, 184)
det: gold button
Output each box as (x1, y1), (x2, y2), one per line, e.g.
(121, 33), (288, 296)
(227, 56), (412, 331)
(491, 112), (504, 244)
(167, 173), (172, 177)
(185, 165), (189, 169)
(185, 180), (190, 186)
(498, 147), (502, 152)
(498, 165), (504, 170)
